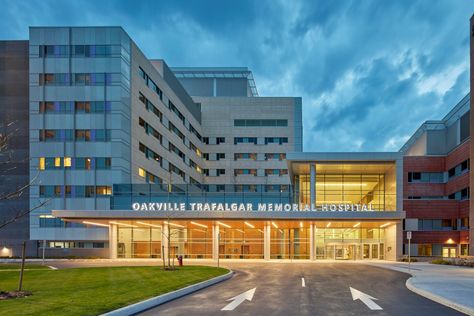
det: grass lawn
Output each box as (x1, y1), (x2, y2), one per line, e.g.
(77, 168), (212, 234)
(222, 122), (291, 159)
(0, 265), (228, 315)
(0, 263), (52, 270)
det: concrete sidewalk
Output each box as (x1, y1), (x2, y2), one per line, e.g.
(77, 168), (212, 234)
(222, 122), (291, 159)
(366, 261), (474, 315)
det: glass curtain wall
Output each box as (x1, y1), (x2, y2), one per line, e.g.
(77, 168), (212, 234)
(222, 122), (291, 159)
(315, 227), (385, 260)
(270, 224), (310, 259)
(295, 163), (397, 212)
(117, 226), (161, 258)
(219, 223), (264, 259)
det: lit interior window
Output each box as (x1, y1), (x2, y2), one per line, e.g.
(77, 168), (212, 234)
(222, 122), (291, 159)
(138, 167), (145, 178)
(54, 157), (61, 167)
(64, 157), (72, 168)
(39, 157), (45, 170)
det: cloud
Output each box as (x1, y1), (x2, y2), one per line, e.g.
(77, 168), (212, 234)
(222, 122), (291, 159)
(0, 0), (471, 152)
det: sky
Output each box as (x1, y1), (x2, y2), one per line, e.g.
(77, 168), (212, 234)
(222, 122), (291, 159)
(0, 0), (472, 152)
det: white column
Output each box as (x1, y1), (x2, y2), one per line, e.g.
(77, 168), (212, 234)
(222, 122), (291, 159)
(109, 223), (117, 259)
(264, 222), (271, 260)
(310, 223), (315, 260)
(162, 222), (169, 262)
(212, 223), (220, 261)
(310, 163), (316, 207)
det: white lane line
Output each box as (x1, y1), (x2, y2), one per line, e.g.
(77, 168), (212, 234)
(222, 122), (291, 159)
(301, 277), (306, 287)
(47, 265), (58, 270)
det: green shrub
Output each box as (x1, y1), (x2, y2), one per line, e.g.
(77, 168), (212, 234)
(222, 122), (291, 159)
(431, 259), (451, 265)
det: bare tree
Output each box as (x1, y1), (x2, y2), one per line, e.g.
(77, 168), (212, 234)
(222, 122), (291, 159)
(0, 121), (49, 232)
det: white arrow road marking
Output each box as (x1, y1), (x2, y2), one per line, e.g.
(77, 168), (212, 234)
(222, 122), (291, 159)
(221, 288), (256, 311)
(350, 287), (382, 310)
(301, 277), (306, 287)
(47, 266), (58, 270)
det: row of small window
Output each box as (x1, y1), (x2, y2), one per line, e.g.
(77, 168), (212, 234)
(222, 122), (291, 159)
(408, 172), (444, 183)
(139, 92), (202, 142)
(39, 185), (112, 198)
(417, 218), (469, 231)
(138, 168), (163, 184)
(407, 187), (470, 200)
(414, 244), (469, 257)
(448, 159), (470, 178)
(234, 137), (289, 145)
(39, 73), (112, 86)
(408, 160), (470, 183)
(228, 184), (289, 193)
(234, 119), (288, 127)
(46, 241), (106, 249)
(202, 153), (286, 161)
(139, 116), (202, 159)
(233, 153), (286, 161)
(39, 129), (110, 142)
(39, 157), (111, 170)
(39, 45), (118, 57)
(138, 143), (186, 180)
(139, 67), (163, 100)
(39, 101), (111, 113)
(233, 169), (288, 176)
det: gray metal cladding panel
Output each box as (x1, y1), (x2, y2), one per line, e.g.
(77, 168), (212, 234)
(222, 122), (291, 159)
(460, 111), (470, 142)
(162, 62), (201, 122)
(178, 78), (214, 96)
(216, 78), (248, 96)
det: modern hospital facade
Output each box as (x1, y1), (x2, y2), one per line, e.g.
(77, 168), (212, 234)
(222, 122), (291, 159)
(0, 26), (472, 261)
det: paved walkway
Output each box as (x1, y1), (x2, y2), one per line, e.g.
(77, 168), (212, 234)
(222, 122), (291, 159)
(366, 261), (474, 315)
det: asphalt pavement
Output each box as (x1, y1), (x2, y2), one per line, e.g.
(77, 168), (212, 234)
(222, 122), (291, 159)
(137, 262), (462, 316)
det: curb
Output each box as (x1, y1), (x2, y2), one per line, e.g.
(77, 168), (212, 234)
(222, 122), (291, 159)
(406, 278), (474, 316)
(101, 269), (233, 316)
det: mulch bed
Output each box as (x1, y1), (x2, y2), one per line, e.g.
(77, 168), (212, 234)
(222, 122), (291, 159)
(0, 291), (32, 300)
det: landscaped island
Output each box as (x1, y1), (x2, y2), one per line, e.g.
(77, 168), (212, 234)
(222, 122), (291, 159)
(0, 265), (228, 315)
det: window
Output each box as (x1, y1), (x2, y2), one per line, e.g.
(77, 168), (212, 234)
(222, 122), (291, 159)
(139, 67), (162, 100)
(96, 158), (111, 169)
(234, 153), (257, 160)
(169, 122), (185, 143)
(265, 153), (286, 160)
(216, 153), (225, 160)
(234, 169), (257, 176)
(139, 117), (163, 144)
(189, 124), (202, 141)
(202, 153), (209, 160)
(40, 45), (69, 57)
(139, 143), (162, 165)
(169, 163), (185, 180)
(39, 158), (45, 170)
(264, 137), (288, 145)
(169, 142), (186, 162)
(168, 100), (185, 125)
(408, 172), (443, 183)
(75, 130), (91, 141)
(64, 157), (72, 168)
(39, 101), (74, 113)
(138, 167), (146, 178)
(96, 186), (112, 196)
(39, 73), (71, 86)
(216, 137), (225, 144)
(234, 119), (288, 127)
(203, 137), (209, 144)
(217, 169), (226, 176)
(234, 137), (257, 145)
(418, 244), (432, 256)
(461, 187), (469, 200)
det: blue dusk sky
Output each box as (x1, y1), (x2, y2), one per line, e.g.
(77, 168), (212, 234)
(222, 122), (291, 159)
(1, 0), (472, 152)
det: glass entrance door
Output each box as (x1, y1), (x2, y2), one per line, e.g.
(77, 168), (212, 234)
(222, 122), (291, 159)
(335, 244), (356, 260)
(362, 243), (381, 259)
